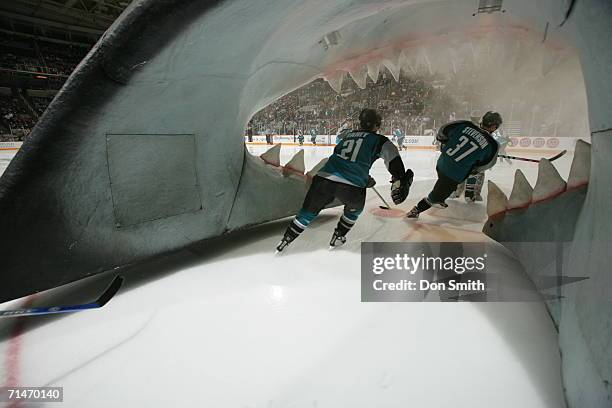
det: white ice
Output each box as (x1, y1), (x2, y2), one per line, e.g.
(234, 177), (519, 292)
(0, 146), (573, 407)
(0, 151), (13, 176)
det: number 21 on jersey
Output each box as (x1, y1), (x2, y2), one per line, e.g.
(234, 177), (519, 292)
(338, 138), (364, 162)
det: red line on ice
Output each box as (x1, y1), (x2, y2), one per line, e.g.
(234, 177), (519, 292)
(3, 295), (36, 408)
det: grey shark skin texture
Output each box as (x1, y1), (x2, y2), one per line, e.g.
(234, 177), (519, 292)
(0, 0), (313, 302)
(483, 138), (610, 407)
(1, 1), (612, 406)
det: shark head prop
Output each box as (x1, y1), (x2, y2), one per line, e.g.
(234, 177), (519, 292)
(1, 1), (612, 405)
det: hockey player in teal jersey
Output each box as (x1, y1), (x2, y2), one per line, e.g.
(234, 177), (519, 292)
(276, 108), (414, 252)
(393, 127), (405, 151)
(406, 111), (502, 218)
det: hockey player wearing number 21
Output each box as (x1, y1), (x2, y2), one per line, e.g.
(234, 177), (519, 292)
(276, 108), (414, 252)
(406, 111), (503, 218)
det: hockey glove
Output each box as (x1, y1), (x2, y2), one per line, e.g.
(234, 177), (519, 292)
(366, 176), (376, 188)
(391, 169), (414, 205)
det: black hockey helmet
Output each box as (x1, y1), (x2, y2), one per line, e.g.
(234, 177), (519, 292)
(359, 108), (382, 131)
(481, 111), (503, 128)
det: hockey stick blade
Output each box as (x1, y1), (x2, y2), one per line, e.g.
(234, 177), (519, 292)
(371, 186), (391, 210)
(0, 276), (124, 318)
(548, 149), (568, 162)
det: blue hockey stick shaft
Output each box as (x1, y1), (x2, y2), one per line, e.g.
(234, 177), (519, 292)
(0, 276), (124, 318)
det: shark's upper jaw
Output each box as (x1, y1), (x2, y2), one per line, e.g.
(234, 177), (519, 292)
(241, 1), (576, 118)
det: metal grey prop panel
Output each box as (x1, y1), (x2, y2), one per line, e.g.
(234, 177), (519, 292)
(106, 134), (202, 227)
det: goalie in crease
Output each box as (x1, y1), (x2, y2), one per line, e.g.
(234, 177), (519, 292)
(406, 111), (502, 219)
(276, 108), (413, 252)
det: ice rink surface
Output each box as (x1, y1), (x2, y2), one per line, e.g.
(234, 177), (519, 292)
(0, 151), (13, 177)
(0, 146), (573, 407)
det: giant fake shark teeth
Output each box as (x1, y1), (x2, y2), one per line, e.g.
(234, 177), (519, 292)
(486, 181), (508, 217)
(567, 139), (591, 189)
(382, 50), (401, 82)
(323, 71), (344, 93)
(507, 169), (533, 210)
(257, 145), (326, 182)
(348, 66), (368, 89)
(320, 30), (566, 95)
(259, 144), (281, 167)
(487, 139), (589, 215)
(532, 158), (567, 203)
(366, 60), (381, 82)
(283, 149), (306, 176)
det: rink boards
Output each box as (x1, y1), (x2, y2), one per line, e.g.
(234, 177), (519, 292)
(0, 142), (22, 151)
(245, 135), (584, 152)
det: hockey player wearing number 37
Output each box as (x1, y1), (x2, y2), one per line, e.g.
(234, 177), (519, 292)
(406, 111), (502, 218)
(276, 108), (414, 252)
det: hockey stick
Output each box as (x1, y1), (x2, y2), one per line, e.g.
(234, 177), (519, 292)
(499, 149), (567, 163)
(0, 276), (124, 318)
(371, 186), (391, 210)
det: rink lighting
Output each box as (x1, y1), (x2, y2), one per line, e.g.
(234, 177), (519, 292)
(320, 30), (341, 50)
(475, 0), (504, 14)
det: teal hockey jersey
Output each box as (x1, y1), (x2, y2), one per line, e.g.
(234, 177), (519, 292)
(436, 121), (499, 182)
(318, 131), (404, 187)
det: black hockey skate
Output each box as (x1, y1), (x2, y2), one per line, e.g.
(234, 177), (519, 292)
(430, 201), (449, 209)
(465, 192), (482, 202)
(276, 234), (297, 253)
(276, 220), (306, 253)
(406, 206), (420, 219)
(276, 238), (292, 253)
(329, 229), (347, 249)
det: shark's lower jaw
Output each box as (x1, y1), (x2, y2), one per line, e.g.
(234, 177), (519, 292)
(483, 140), (590, 278)
(482, 139), (601, 403)
(0, 0), (611, 406)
